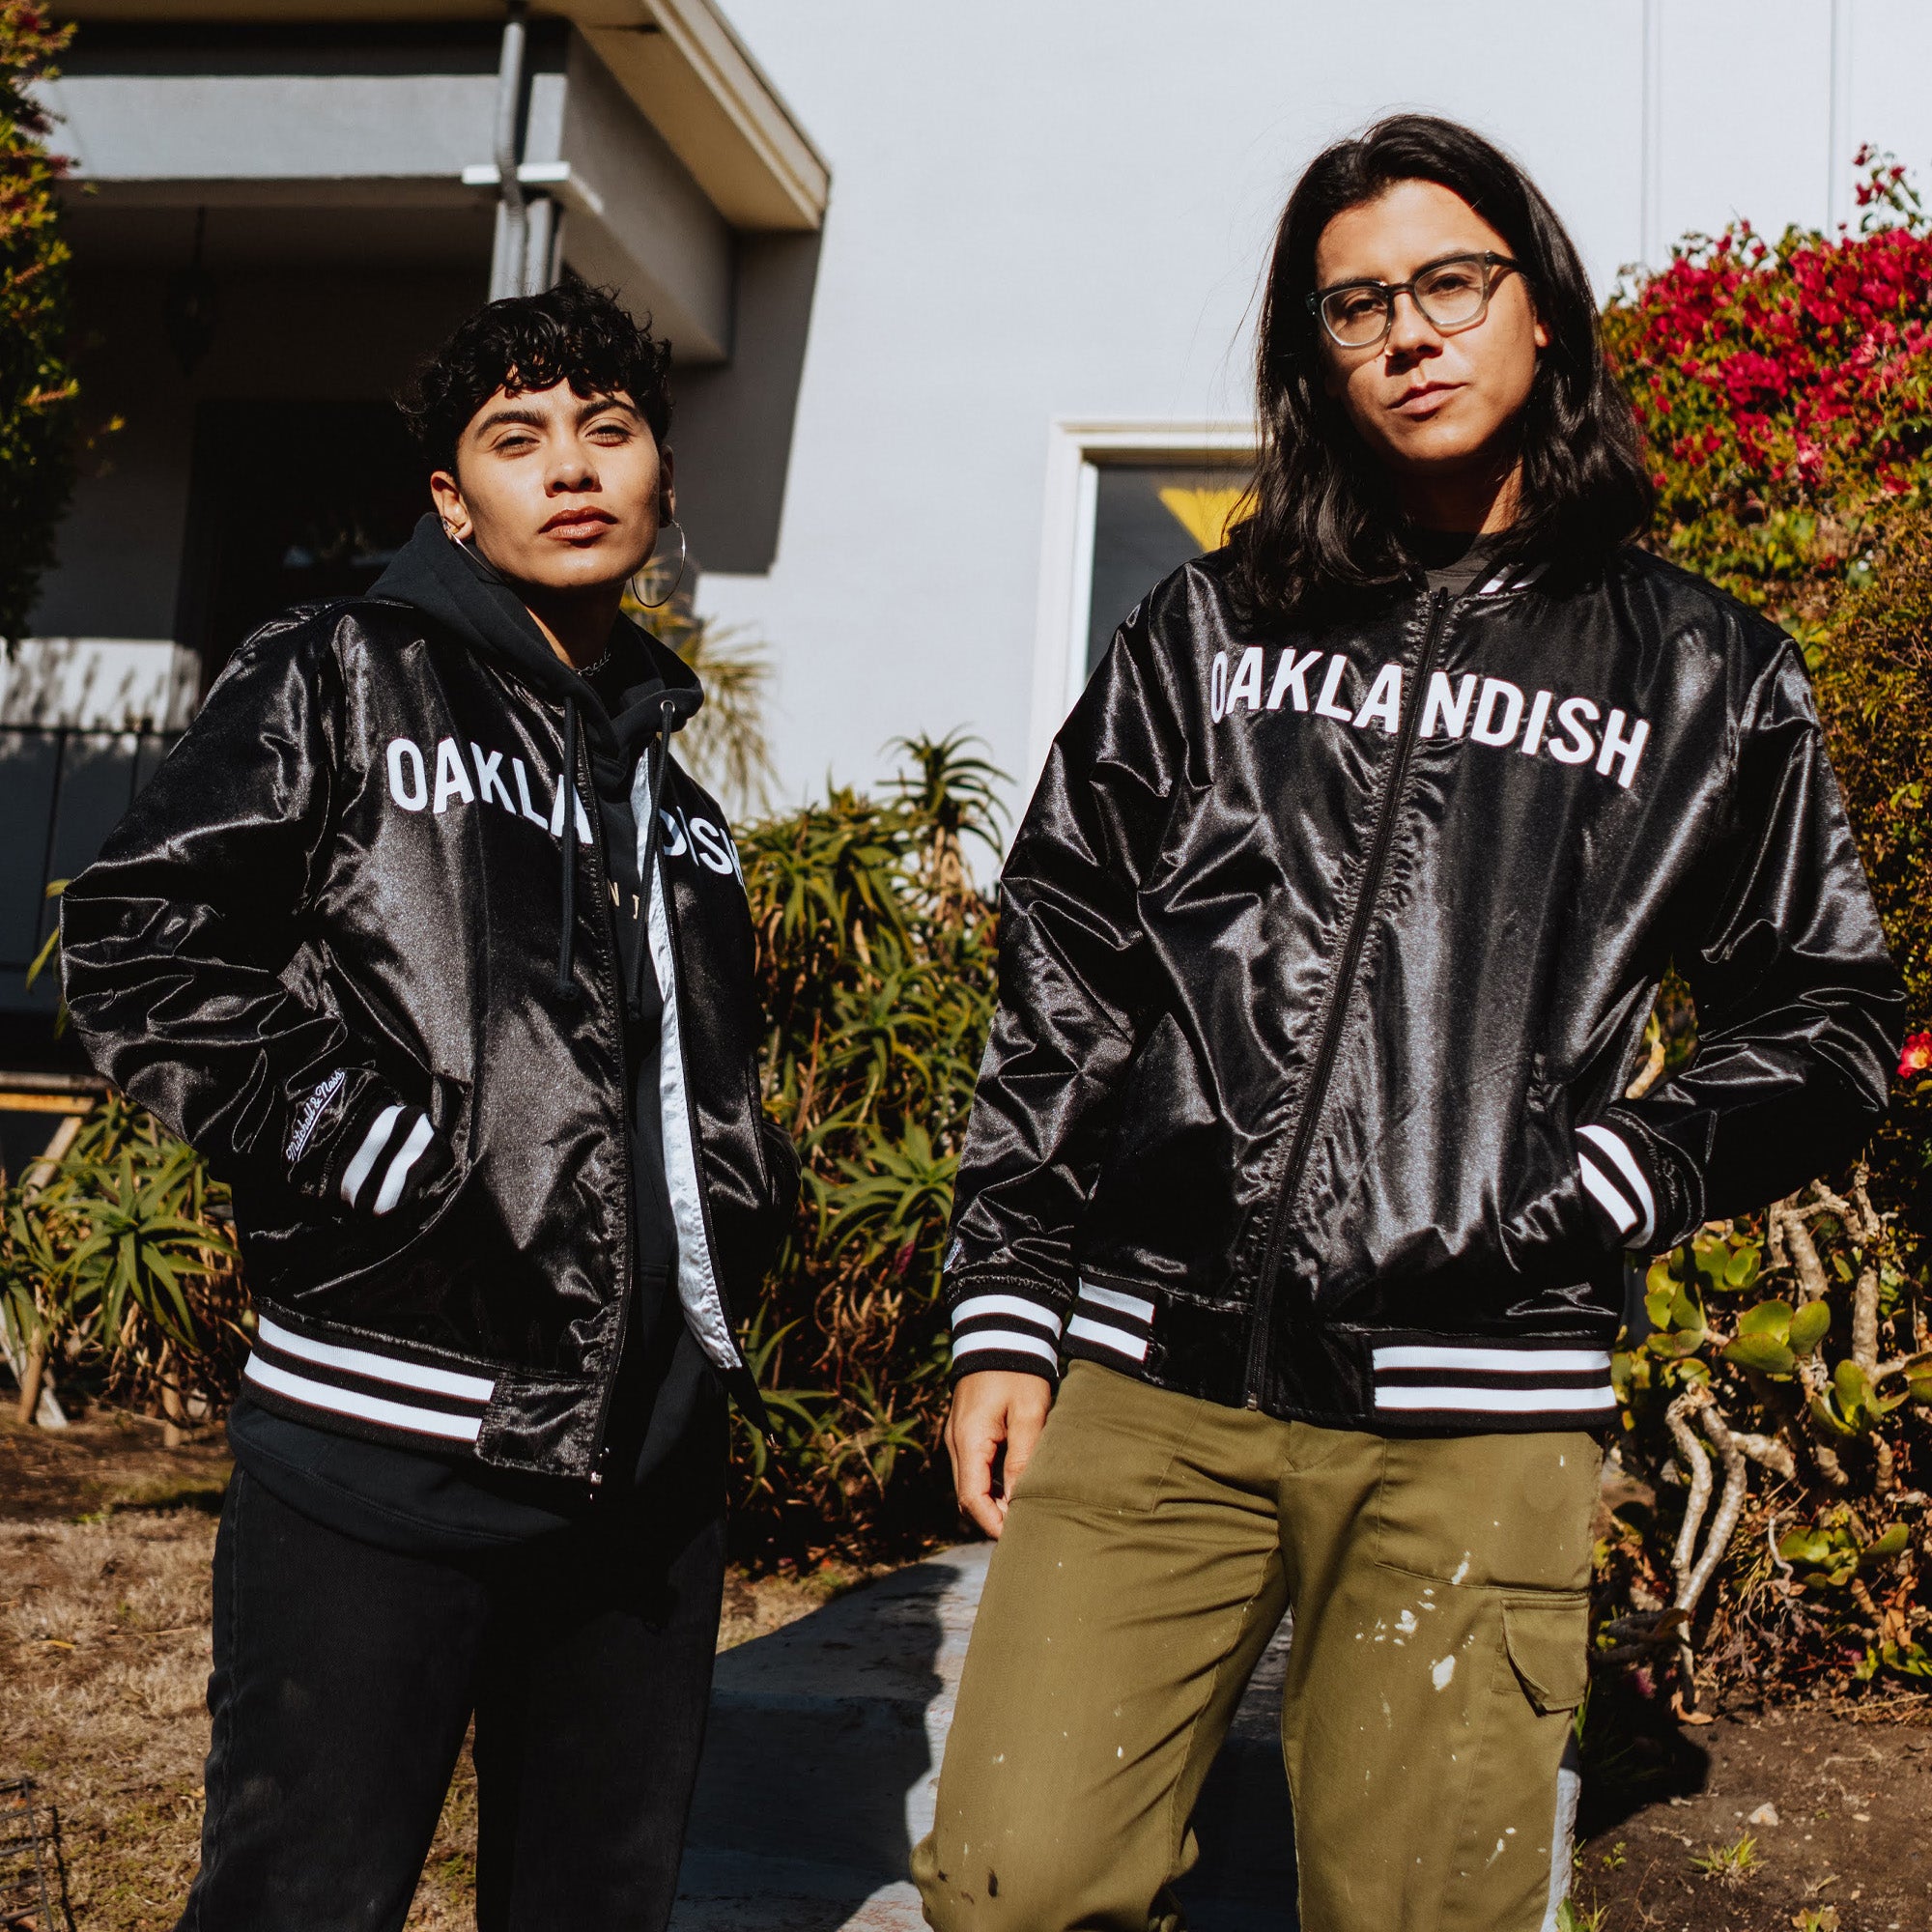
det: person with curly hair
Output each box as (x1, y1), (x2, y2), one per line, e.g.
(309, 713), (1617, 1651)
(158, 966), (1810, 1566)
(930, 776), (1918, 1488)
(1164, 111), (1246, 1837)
(60, 280), (797, 1931)
(915, 116), (1901, 1932)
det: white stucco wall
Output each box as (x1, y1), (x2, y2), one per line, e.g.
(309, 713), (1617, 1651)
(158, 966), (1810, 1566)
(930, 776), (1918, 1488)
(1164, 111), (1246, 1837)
(696, 0), (1932, 820)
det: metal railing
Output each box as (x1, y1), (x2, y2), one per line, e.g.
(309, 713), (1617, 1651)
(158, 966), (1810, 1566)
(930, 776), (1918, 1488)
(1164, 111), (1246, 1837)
(0, 1778), (58, 1927)
(0, 724), (180, 1010)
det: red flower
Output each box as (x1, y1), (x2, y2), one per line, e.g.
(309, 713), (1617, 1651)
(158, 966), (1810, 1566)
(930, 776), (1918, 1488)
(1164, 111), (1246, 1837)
(1900, 1032), (1932, 1078)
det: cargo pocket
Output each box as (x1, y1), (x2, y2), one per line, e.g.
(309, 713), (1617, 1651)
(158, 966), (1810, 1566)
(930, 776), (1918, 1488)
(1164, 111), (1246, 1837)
(1501, 1596), (1590, 1715)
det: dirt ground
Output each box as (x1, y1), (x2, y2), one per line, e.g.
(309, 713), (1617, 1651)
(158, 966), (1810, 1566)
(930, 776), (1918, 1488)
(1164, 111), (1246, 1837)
(9, 1418), (1932, 1932)
(0, 1415), (863, 1931)
(1572, 1695), (1932, 1932)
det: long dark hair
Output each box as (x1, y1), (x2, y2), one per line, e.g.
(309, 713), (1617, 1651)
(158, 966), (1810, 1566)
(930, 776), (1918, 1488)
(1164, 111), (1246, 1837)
(1235, 114), (1651, 623)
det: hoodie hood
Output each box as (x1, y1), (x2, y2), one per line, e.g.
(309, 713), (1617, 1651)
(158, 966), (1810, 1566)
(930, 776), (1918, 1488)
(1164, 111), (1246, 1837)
(371, 512), (705, 999)
(370, 513), (701, 766)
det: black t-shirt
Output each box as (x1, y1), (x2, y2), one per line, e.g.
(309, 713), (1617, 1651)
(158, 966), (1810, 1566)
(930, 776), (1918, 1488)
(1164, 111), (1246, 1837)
(227, 623), (718, 1554)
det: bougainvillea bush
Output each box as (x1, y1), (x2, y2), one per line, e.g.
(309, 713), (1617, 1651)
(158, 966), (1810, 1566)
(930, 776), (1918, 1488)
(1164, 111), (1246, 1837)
(1592, 164), (1932, 1713)
(1603, 150), (1932, 640)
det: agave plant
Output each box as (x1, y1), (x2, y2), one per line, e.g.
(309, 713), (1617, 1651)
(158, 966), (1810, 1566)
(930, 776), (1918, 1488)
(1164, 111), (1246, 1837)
(730, 733), (1006, 1564)
(5, 1092), (244, 1424)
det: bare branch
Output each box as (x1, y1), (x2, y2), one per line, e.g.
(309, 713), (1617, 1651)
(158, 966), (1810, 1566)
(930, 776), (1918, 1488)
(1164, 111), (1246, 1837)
(1683, 1401), (1751, 1618)
(1853, 1262), (1883, 1377)
(1847, 1163), (1884, 1245)
(1662, 1392), (1756, 1716)
(1732, 1432), (1797, 1481)
(1773, 1194), (1832, 1305)
(1666, 1390), (1714, 1590)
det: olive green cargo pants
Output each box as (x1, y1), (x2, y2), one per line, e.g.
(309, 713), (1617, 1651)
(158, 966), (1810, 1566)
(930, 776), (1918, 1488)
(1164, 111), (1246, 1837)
(912, 1362), (1599, 1932)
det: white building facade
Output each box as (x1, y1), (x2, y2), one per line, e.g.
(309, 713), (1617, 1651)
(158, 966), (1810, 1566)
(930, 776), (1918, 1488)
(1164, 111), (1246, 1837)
(694, 0), (1932, 813)
(14, 0), (1932, 1026)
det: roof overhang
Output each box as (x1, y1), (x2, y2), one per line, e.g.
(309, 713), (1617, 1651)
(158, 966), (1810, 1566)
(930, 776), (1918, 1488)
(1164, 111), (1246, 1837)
(60, 0), (828, 234)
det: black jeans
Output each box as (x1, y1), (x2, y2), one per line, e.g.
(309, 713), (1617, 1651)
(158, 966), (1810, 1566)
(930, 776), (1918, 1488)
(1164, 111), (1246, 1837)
(178, 1462), (726, 1932)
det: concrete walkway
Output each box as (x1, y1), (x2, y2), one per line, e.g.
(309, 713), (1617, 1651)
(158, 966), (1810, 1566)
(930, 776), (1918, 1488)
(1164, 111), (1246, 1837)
(673, 1543), (1296, 1931)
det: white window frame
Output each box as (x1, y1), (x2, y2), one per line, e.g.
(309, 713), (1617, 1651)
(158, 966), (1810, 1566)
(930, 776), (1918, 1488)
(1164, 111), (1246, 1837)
(1026, 418), (1257, 796)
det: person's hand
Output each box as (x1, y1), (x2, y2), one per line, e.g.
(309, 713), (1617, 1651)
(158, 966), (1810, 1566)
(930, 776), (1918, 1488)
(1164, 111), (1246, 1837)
(944, 1371), (1054, 1540)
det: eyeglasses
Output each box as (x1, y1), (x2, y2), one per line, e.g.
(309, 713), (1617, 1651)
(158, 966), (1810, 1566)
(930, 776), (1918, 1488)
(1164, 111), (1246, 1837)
(1307, 252), (1520, 350)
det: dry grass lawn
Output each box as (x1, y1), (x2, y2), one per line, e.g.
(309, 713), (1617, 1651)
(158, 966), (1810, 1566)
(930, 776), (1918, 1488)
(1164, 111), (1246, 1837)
(0, 1418), (858, 1930)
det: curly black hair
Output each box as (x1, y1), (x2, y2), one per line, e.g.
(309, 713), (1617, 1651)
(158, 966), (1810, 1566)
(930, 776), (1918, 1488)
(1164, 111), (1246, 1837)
(397, 278), (673, 474)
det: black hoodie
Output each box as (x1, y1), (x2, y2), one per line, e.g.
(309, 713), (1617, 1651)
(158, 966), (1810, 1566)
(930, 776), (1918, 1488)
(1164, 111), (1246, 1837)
(224, 517), (721, 1551)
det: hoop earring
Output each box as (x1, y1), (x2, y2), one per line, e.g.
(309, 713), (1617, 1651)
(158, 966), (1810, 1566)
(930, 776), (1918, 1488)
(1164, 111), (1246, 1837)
(631, 519), (688, 610)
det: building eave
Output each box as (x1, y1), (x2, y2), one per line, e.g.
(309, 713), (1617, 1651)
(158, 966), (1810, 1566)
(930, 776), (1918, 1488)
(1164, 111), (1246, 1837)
(59, 0), (829, 233)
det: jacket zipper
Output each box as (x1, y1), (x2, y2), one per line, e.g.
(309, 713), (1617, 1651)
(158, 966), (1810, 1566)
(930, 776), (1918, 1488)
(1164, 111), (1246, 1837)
(576, 724), (637, 1490)
(1243, 588), (1454, 1409)
(643, 768), (772, 1442)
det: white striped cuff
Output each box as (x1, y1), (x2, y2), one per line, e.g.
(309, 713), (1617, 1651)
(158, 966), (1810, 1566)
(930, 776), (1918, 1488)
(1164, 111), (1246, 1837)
(372, 1113), (436, 1216)
(341, 1106), (436, 1216)
(952, 1329), (1061, 1367)
(1060, 1279), (1156, 1369)
(1576, 1122), (1656, 1246)
(340, 1103), (402, 1208)
(948, 1289), (1065, 1374)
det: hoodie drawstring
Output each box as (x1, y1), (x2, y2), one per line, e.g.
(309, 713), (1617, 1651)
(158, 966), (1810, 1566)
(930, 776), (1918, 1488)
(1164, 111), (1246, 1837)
(555, 695), (581, 998)
(559, 689), (694, 1009)
(633, 696), (678, 1008)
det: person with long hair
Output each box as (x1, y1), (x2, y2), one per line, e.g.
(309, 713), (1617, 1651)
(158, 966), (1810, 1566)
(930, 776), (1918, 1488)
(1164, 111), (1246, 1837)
(59, 281), (796, 1930)
(914, 115), (1901, 1932)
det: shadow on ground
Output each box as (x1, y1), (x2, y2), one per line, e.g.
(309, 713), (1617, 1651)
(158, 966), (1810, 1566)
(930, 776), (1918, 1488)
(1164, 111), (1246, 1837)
(675, 1547), (956, 1931)
(673, 1544), (1300, 1932)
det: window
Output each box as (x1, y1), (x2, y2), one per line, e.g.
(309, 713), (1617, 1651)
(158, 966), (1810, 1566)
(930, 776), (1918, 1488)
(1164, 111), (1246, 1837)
(1028, 422), (1255, 789)
(1085, 464), (1253, 676)
(175, 400), (427, 691)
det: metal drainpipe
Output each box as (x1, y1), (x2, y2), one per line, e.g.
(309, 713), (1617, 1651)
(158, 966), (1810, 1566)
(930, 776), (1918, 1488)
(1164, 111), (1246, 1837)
(488, 0), (529, 300)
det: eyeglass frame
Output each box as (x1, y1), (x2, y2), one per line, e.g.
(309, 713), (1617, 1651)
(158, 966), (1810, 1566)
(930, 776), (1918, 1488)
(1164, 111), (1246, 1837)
(1305, 251), (1522, 352)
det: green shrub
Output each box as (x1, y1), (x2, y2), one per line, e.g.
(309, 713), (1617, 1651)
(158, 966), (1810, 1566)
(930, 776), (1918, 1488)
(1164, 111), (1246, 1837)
(0, 1), (82, 642)
(729, 734), (1003, 1564)
(1591, 168), (1932, 1710)
(3, 1093), (245, 1427)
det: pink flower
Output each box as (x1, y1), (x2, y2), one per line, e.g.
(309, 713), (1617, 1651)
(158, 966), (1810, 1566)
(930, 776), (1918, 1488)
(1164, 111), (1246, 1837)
(1900, 1032), (1932, 1078)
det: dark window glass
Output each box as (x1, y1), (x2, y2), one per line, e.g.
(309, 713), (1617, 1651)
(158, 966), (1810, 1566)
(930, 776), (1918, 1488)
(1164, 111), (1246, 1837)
(175, 399), (426, 689)
(1086, 462), (1251, 674)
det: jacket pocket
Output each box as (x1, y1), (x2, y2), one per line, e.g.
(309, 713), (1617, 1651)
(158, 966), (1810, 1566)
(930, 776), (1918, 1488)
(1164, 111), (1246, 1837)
(1501, 1596), (1590, 1714)
(1498, 1078), (1611, 1275)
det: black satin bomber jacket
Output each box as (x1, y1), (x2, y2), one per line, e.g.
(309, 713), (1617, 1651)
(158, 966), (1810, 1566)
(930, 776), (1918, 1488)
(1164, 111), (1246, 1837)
(942, 544), (1903, 1433)
(59, 601), (795, 1482)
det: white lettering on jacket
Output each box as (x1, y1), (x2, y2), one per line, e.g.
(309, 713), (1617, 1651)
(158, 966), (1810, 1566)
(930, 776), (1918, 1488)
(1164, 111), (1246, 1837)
(1268, 648), (1323, 712)
(690, 816), (736, 876)
(1213, 651), (1649, 788)
(433, 737), (476, 814)
(284, 1068), (346, 1163)
(387, 739), (428, 810)
(379, 737), (736, 867)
